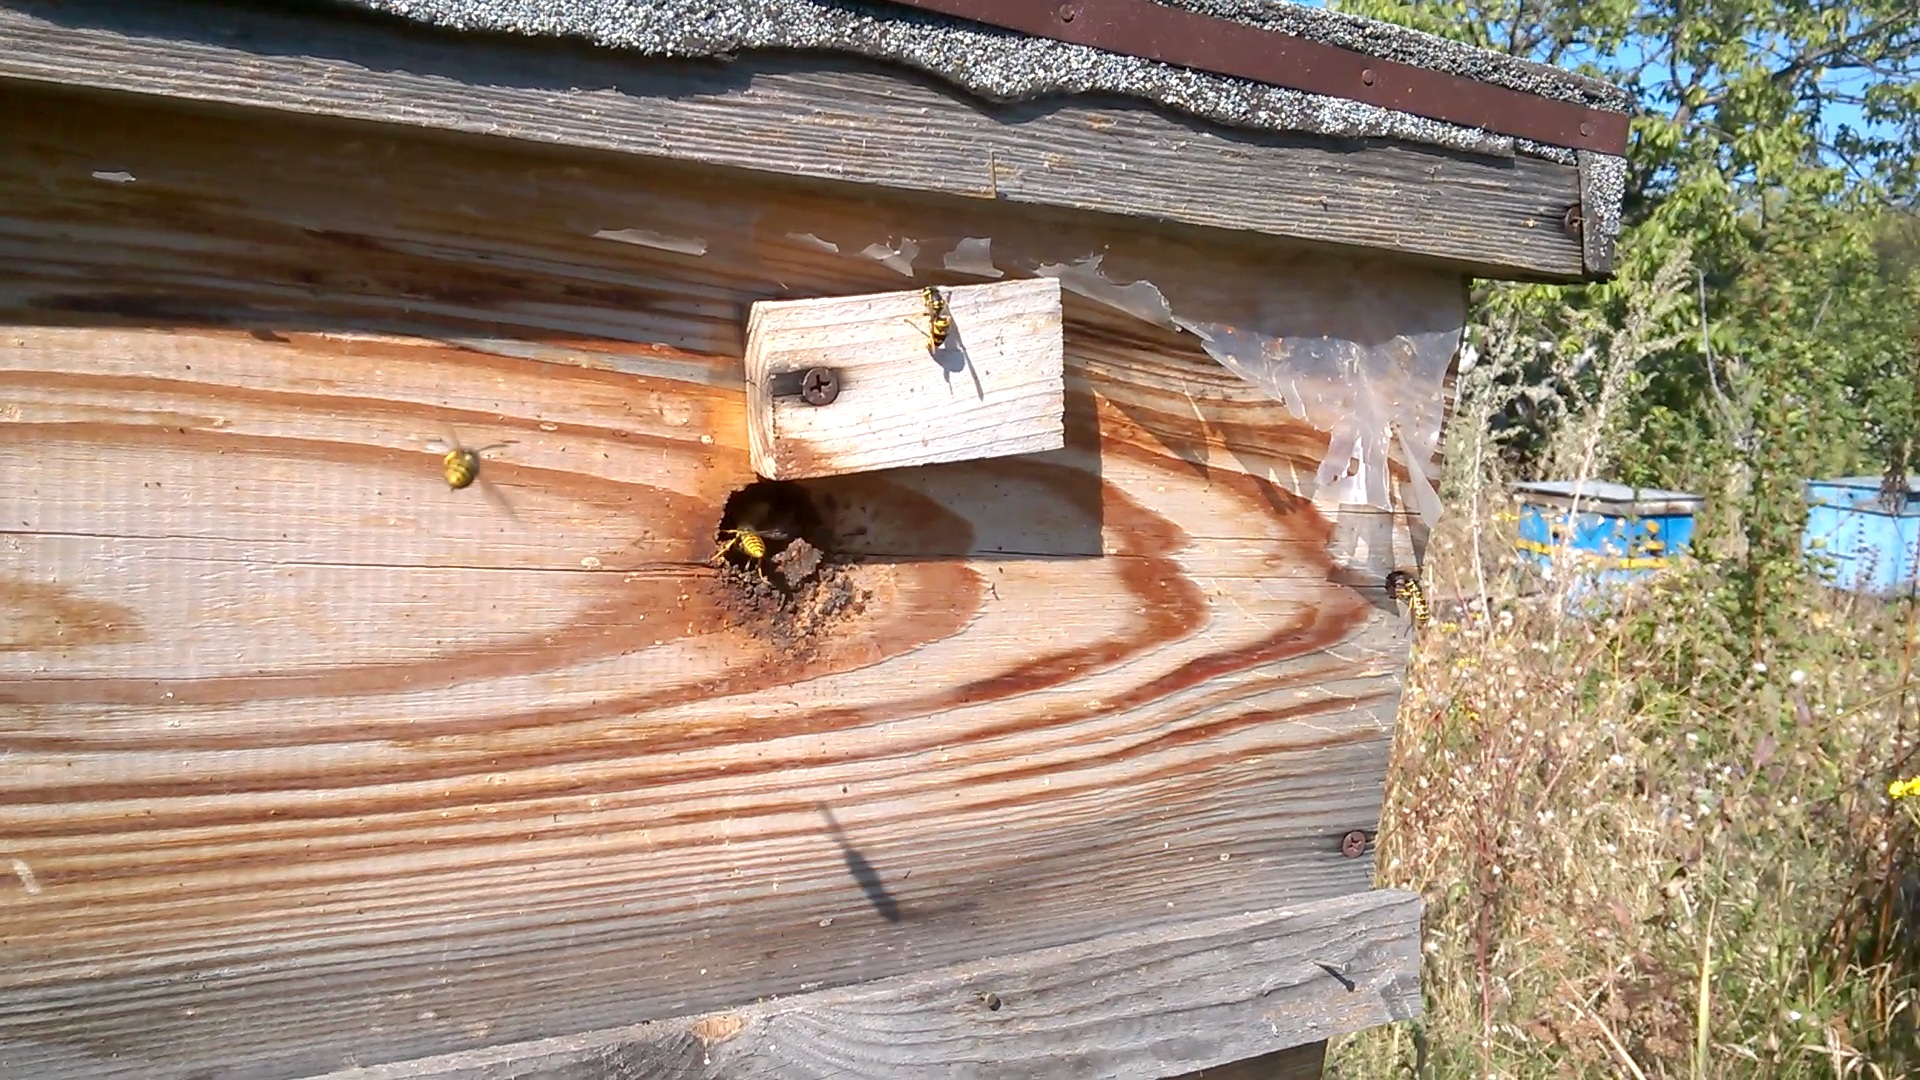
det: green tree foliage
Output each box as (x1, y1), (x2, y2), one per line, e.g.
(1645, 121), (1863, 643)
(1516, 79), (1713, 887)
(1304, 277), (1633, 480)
(1329, 0), (1920, 499)
(1336, 0), (1920, 658)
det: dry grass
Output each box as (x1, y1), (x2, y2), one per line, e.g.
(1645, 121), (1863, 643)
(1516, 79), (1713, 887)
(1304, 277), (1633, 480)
(1327, 520), (1920, 1078)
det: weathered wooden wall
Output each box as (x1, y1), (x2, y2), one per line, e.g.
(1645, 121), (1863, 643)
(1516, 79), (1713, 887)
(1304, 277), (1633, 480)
(0, 79), (1435, 1078)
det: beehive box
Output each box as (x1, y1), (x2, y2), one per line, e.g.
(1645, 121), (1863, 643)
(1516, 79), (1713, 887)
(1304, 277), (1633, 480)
(0, 0), (1630, 1076)
(1805, 476), (1920, 596)
(1513, 480), (1704, 609)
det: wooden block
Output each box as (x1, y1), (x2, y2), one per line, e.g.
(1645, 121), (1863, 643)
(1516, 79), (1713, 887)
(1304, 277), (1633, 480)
(303, 889), (1420, 1079)
(744, 278), (1066, 480)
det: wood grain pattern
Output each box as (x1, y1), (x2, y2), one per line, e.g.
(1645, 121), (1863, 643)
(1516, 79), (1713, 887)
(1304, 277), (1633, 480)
(0, 0), (1591, 281)
(300, 890), (1416, 1079)
(745, 279), (1065, 479)
(0, 82), (1434, 1078)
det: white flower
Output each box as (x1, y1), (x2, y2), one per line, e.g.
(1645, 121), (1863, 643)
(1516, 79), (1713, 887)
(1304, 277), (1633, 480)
(1790, 669), (1806, 685)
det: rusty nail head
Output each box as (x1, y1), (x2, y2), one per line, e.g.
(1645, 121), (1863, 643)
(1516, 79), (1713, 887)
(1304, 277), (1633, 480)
(1580, 121), (1596, 137)
(1056, 2), (1078, 22)
(801, 367), (840, 405)
(1360, 68), (1376, 86)
(1341, 831), (1368, 858)
(1561, 204), (1585, 238)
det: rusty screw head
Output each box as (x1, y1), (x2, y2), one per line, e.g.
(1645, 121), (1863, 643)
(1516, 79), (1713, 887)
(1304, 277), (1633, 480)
(1579, 121), (1596, 138)
(1561, 204), (1585, 239)
(1340, 831), (1369, 858)
(1360, 68), (1376, 86)
(1056, 2), (1078, 22)
(800, 367), (840, 406)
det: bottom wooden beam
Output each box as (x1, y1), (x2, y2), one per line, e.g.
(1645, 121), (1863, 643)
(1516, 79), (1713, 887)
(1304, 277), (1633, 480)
(1174, 1042), (1327, 1080)
(314, 889), (1420, 1079)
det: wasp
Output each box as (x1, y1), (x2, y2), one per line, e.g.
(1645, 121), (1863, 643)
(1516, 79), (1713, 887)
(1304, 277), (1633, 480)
(424, 426), (518, 518)
(1385, 569), (1431, 628)
(710, 524), (791, 577)
(902, 286), (952, 355)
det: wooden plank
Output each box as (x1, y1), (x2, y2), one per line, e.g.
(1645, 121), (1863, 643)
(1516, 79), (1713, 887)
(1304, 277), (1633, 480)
(1175, 1043), (1327, 1080)
(1575, 150), (1619, 278)
(296, 890), (1416, 1079)
(0, 83), (1432, 1078)
(0, 0), (1590, 281)
(745, 279), (1066, 480)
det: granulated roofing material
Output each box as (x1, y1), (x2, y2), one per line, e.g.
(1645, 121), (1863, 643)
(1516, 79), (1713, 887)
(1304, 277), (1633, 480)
(334, 0), (1631, 165)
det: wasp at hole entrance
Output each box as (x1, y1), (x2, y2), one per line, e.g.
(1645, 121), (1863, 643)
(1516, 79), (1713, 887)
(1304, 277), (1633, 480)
(711, 524), (792, 578)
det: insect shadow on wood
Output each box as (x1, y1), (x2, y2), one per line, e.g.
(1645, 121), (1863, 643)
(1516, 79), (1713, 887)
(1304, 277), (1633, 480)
(816, 803), (901, 924)
(795, 380), (1105, 562)
(931, 310), (985, 404)
(900, 284), (985, 402)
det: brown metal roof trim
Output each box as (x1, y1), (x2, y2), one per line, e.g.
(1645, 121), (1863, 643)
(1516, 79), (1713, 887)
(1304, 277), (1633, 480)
(882, 0), (1629, 154)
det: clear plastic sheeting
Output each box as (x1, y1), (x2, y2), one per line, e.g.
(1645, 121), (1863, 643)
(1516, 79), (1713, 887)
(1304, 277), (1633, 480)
(942, 237), (1003, 279)
(593, 228), (709, 256)
(1019, 245), (1462, 527)
(792, 227), (1461, 526)
(560, 180), (1464, 528)
(1164, 265), (1462, 527)
(857, 237), (920, 277)
(1032, 254), (1178, 330)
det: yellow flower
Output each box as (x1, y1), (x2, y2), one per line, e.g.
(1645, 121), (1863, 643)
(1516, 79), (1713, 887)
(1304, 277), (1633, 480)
(1889, 777), (1920, 800)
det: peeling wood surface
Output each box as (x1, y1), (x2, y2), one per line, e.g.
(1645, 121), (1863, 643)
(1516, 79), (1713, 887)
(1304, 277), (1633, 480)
(305, 891), (1417, 1079)
(745, 279), (1066, 480)
(0, 0), (1590, 281)
(0, 83), (1433, 1078)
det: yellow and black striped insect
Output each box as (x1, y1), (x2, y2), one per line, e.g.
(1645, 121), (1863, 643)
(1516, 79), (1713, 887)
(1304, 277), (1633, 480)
(903, 285), (952, 355)
(1385, 569), (1431, 628)
(424, 427), (518, 518)
(710, 524), (791, 577)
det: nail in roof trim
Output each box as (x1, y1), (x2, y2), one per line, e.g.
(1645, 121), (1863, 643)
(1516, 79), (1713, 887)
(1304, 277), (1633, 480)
(338, 0), (1634, 163)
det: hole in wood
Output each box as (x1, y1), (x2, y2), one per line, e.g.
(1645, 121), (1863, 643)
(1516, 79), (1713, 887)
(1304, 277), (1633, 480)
(709, 478), (870, 655)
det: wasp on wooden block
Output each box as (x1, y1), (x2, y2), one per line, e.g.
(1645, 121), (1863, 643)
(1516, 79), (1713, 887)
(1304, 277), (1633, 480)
(902, 285), (952, 355)
(424, 425), (518, 519)
(1385, 569), (1431, 628)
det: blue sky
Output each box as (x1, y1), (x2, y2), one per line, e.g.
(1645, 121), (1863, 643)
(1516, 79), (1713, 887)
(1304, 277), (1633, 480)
(1286, 0), (1887, 163)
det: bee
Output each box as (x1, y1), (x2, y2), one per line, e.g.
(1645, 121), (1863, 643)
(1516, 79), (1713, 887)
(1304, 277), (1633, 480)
(1385, 569), (1431, 628)
(710, 524), (790, 577)
(423, 426), (518, 518)
(902, 286), (952, 355)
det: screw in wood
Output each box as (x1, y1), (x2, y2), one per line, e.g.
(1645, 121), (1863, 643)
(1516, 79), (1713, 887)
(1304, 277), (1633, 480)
(1561, 204), (1585, 239)
(1340, 830), (1368, 858)
(1056, 3), (1078, 22)
(1360, 68), (1376, 86)
(800, 367), (840, 406)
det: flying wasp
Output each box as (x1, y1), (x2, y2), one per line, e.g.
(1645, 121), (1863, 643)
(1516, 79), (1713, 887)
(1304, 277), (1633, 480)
(1385, 569), (1431, 628)
(902, 285), (952, 356)
(423, 426), (518, 519)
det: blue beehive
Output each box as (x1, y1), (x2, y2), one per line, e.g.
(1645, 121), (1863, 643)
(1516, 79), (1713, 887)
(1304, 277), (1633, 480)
(1513, 480), (1704, 609)
(1803, 476), (1920, 595)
